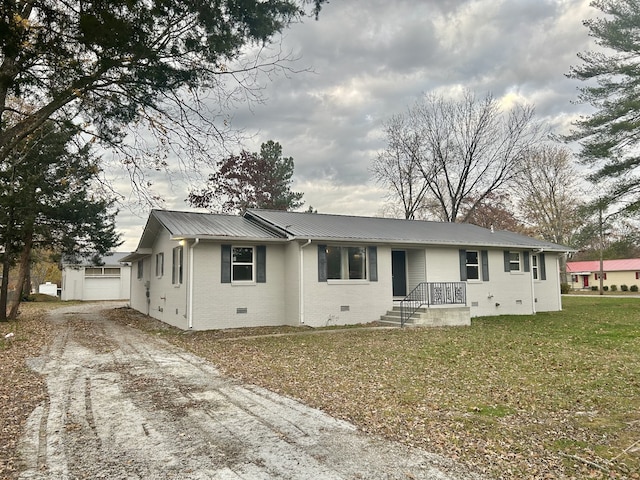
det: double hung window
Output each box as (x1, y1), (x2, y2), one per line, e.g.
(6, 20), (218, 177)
(509, 252), (521, 272)
(465, 251), (480, 280)
(232, 247), (254, 282)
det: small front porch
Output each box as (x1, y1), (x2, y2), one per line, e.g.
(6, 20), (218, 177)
(379, 305), (470, 327)
(380, 281), (470, 327)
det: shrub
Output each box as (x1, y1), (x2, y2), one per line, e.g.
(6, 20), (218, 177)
(631, 285), (639, 292)
(603, 285), (609, 291)
(621, 284), (629, 292)
(560, 283), (571, 294)
(591, 286), (598, 291)
(610, 285), (618, 291)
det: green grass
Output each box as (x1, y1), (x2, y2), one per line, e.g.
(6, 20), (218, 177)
(121, 296), (640, 479)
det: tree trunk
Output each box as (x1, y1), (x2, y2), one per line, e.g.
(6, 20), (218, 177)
(9, 223), (34, 319)
(0, 249), (10, 322)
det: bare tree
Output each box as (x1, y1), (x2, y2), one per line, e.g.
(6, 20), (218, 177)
(516, 144), (583, 246)
(370, 113), (431, 219)
(381, 90), (542, 223)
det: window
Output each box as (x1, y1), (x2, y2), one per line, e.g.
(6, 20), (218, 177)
(595, 272), (607, 280)
(137, 260), (143, 279)
(232, 247), (254, 282)
(509, 252), (521, 272)
(155, 252), (164, 277)
(326, 246), (367, 280)
(172, 246), (183, 284)
(86, 267), (121, 277)
(466, 251), (480, 280)
(532, 254), (539, 280)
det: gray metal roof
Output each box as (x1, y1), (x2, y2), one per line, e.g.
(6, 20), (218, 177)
(145, 209), (285, 244)
(62, 252), (132, 266)
(246, 209), (572, 252)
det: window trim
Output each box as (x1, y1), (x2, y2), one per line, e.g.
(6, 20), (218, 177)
(155, 252), (164, 278)
(509, 251), (521, 273)
(85, 266), (121, 277)
(172, 246), (183, 285)
(326, 245), (368, 281)
(465, 250), (480, 281)
(231, 246), (255, 283)
(532, 254), (539, 280)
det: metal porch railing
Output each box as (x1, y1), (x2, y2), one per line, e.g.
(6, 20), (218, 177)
(400, 282), (466, 326)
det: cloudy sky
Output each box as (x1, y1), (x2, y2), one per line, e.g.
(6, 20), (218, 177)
(116, 0), (599, 250)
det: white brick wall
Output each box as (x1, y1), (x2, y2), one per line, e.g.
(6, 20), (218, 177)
(126, 225), (565, 329)
(190, 243), (287, 330)
(300, 245), (393, 327)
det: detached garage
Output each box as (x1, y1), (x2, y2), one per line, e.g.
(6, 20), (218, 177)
(61, 252), (131, 301)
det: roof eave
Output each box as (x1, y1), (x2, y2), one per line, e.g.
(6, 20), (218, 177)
(170, 234), (287, 243)
(286, 235), (572, 251)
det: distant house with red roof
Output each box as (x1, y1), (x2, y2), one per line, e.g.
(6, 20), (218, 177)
(566, 258), (640, 290)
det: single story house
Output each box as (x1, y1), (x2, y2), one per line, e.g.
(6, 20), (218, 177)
(566, 258), (640, 290)
(61, 252), (131, 301)
(121, 209), (571, 330)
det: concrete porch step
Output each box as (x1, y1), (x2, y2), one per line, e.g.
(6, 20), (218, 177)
(379, 305), (471, 327)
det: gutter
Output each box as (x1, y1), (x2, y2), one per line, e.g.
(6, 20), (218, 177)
(299, 239), (312, 324)
(188, 238), (200, 329)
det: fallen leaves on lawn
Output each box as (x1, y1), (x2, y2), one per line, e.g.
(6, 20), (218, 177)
(108, 299), (640, 479)
(0, 304), (60, 480)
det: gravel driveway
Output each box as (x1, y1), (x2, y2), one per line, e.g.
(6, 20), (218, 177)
(19, 303), (485, 480)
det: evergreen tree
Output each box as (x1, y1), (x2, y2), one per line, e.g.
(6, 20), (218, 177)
(0, 1), (326, 195)
(188, 140), (304, 214)
(0, 121), (119, 320)
(568, 0), (640, 214)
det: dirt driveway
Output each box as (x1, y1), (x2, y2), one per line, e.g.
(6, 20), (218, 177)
(19, 303), (485, 480)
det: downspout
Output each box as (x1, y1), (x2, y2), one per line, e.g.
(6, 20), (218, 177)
(299, 239), (312, 324)
(188, 238), (200, 329)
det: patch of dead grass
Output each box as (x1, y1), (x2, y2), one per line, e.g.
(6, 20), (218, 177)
(106, 298), (640, 479)
(0, 303), (63, 479)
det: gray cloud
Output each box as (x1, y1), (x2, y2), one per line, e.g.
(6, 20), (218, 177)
(112, 0), (599, 250)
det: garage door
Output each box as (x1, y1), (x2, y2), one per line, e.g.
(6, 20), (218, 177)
(84, 277), (122, 300)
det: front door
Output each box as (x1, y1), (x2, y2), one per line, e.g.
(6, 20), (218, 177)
(392, 250), (407, 297)
(583, 275), (589, 288)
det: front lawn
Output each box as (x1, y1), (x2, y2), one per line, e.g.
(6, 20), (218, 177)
(119, 296), (640, 479)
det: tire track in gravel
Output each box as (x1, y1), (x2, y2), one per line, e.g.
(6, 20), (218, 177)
(19, 302), (487, 480)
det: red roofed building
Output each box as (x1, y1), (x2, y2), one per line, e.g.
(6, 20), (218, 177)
(566, 258), (640, 290)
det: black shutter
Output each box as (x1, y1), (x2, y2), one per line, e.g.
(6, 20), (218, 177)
(504, 251), (510, 272)
(481, 250), (489, 281)
(318, 244), (327, 282)
(221, 244), (231, 283)
(257, 245), (266, 283)
(539, 252), (547, 280)
(459, 249), (467, 281)
(368, 246), (378, 282)
(523, 251), (530, 272)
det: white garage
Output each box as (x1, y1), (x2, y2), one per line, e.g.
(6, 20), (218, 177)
(61, 253), (131, 301)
